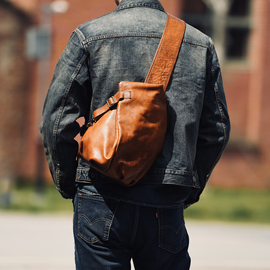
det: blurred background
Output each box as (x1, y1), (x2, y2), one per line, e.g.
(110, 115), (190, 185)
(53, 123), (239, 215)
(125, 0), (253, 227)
(0, 0), (270, 269)
(1, 0), (270, 221)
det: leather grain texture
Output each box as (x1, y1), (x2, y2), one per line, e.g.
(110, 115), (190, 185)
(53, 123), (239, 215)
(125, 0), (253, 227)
(145, 14), (186, 89)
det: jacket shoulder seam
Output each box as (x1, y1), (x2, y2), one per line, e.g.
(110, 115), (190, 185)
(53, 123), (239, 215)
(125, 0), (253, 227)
(183, 39), (209, 49)
(74, 29), (87, 51)
(82, 33), (162, 44)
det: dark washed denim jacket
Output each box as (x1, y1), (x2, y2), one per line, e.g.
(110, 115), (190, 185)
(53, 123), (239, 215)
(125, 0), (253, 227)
(40, 0), (230, 205)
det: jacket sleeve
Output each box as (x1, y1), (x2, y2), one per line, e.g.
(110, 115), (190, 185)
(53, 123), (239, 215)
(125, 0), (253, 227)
(184, 40), (230, 207)
(40, 29), (91, 199)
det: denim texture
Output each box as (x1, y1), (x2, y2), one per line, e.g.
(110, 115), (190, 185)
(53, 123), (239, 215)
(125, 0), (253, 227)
(73, 184), (191, 270)
(40, 0), (230, 205)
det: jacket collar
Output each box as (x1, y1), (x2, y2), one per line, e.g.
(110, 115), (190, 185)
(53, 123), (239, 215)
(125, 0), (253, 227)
(115, 0), (165, 12)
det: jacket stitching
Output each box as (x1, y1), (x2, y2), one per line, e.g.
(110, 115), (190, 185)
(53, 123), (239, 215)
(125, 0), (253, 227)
(74, 29), (87, 51)
(183, 39), (209, 49)
(83, 33), (162, 44)
(52, 53), (88, 192)
(208, 52), (228, 176)
(116, 3), (164, 12)
(52, 52), (87, 150)
(76, 167), (197, 176)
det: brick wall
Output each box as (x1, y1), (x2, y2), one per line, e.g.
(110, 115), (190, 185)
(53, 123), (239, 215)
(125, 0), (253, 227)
(0, 1), (36, 180)
(210, 0), (270, 189)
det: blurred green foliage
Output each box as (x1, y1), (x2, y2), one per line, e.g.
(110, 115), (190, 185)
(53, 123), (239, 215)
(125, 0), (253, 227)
(0, 180), (73, 214)
(185, 187), (270, 224)
(1, 181), (270, 224)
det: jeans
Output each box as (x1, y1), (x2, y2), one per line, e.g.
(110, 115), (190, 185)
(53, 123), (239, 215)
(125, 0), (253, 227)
(73, 184), (191, 270)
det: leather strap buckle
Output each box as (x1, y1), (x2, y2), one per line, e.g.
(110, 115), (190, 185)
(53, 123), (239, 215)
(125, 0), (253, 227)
(106, 96), (117, 108)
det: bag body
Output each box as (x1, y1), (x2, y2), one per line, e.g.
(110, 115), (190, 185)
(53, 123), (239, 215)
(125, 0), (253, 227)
(78, 14), (186, 186)
(78, 81), (167, 186)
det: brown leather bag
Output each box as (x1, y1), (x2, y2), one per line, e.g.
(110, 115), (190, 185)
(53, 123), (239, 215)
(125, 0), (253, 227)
(78, 14), (186, 186)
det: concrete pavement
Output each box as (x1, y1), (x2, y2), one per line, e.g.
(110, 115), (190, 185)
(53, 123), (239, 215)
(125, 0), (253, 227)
(0, 213), (74, 270)
(187, 221), (270, 270)
(0, 213), (269, 270)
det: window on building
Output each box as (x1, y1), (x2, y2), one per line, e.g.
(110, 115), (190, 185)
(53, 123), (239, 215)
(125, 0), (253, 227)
(181, 0), (252, 61)
(181, 0), (211, 36)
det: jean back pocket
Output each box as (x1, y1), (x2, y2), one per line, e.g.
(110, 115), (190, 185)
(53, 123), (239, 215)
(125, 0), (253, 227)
(158, 205), (188, 254)
(77, 192), (119, 244)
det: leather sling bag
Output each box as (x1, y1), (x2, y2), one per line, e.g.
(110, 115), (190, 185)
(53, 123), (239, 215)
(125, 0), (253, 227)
(78, 14), (186, 186)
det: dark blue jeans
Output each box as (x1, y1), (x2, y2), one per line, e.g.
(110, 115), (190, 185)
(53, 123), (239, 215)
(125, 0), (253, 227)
(73, 184), (191, 270)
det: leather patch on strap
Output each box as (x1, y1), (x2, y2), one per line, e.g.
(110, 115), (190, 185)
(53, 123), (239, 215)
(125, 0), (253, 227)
(122, 91), (131, 99)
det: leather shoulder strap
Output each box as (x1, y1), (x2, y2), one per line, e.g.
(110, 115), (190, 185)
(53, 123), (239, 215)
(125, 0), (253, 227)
(145, 14), (186, 91)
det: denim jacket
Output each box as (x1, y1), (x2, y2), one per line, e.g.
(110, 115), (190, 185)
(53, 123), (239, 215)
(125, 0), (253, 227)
(40, 0), (230, 205)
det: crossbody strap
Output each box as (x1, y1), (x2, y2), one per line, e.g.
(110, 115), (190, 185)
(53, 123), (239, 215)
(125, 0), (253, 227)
(145, 14), (186, 90)
(87, 14), (185, 125)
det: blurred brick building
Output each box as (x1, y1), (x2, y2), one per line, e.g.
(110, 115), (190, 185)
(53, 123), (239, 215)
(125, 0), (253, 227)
(0, 1), (35, 180)
(0, 0), (270, 189)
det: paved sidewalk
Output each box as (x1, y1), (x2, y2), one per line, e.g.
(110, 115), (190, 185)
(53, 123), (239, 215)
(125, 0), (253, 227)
(187, 221), (270, 270)
(0, 213), (270, 270)
(0, 213), (74, 270)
